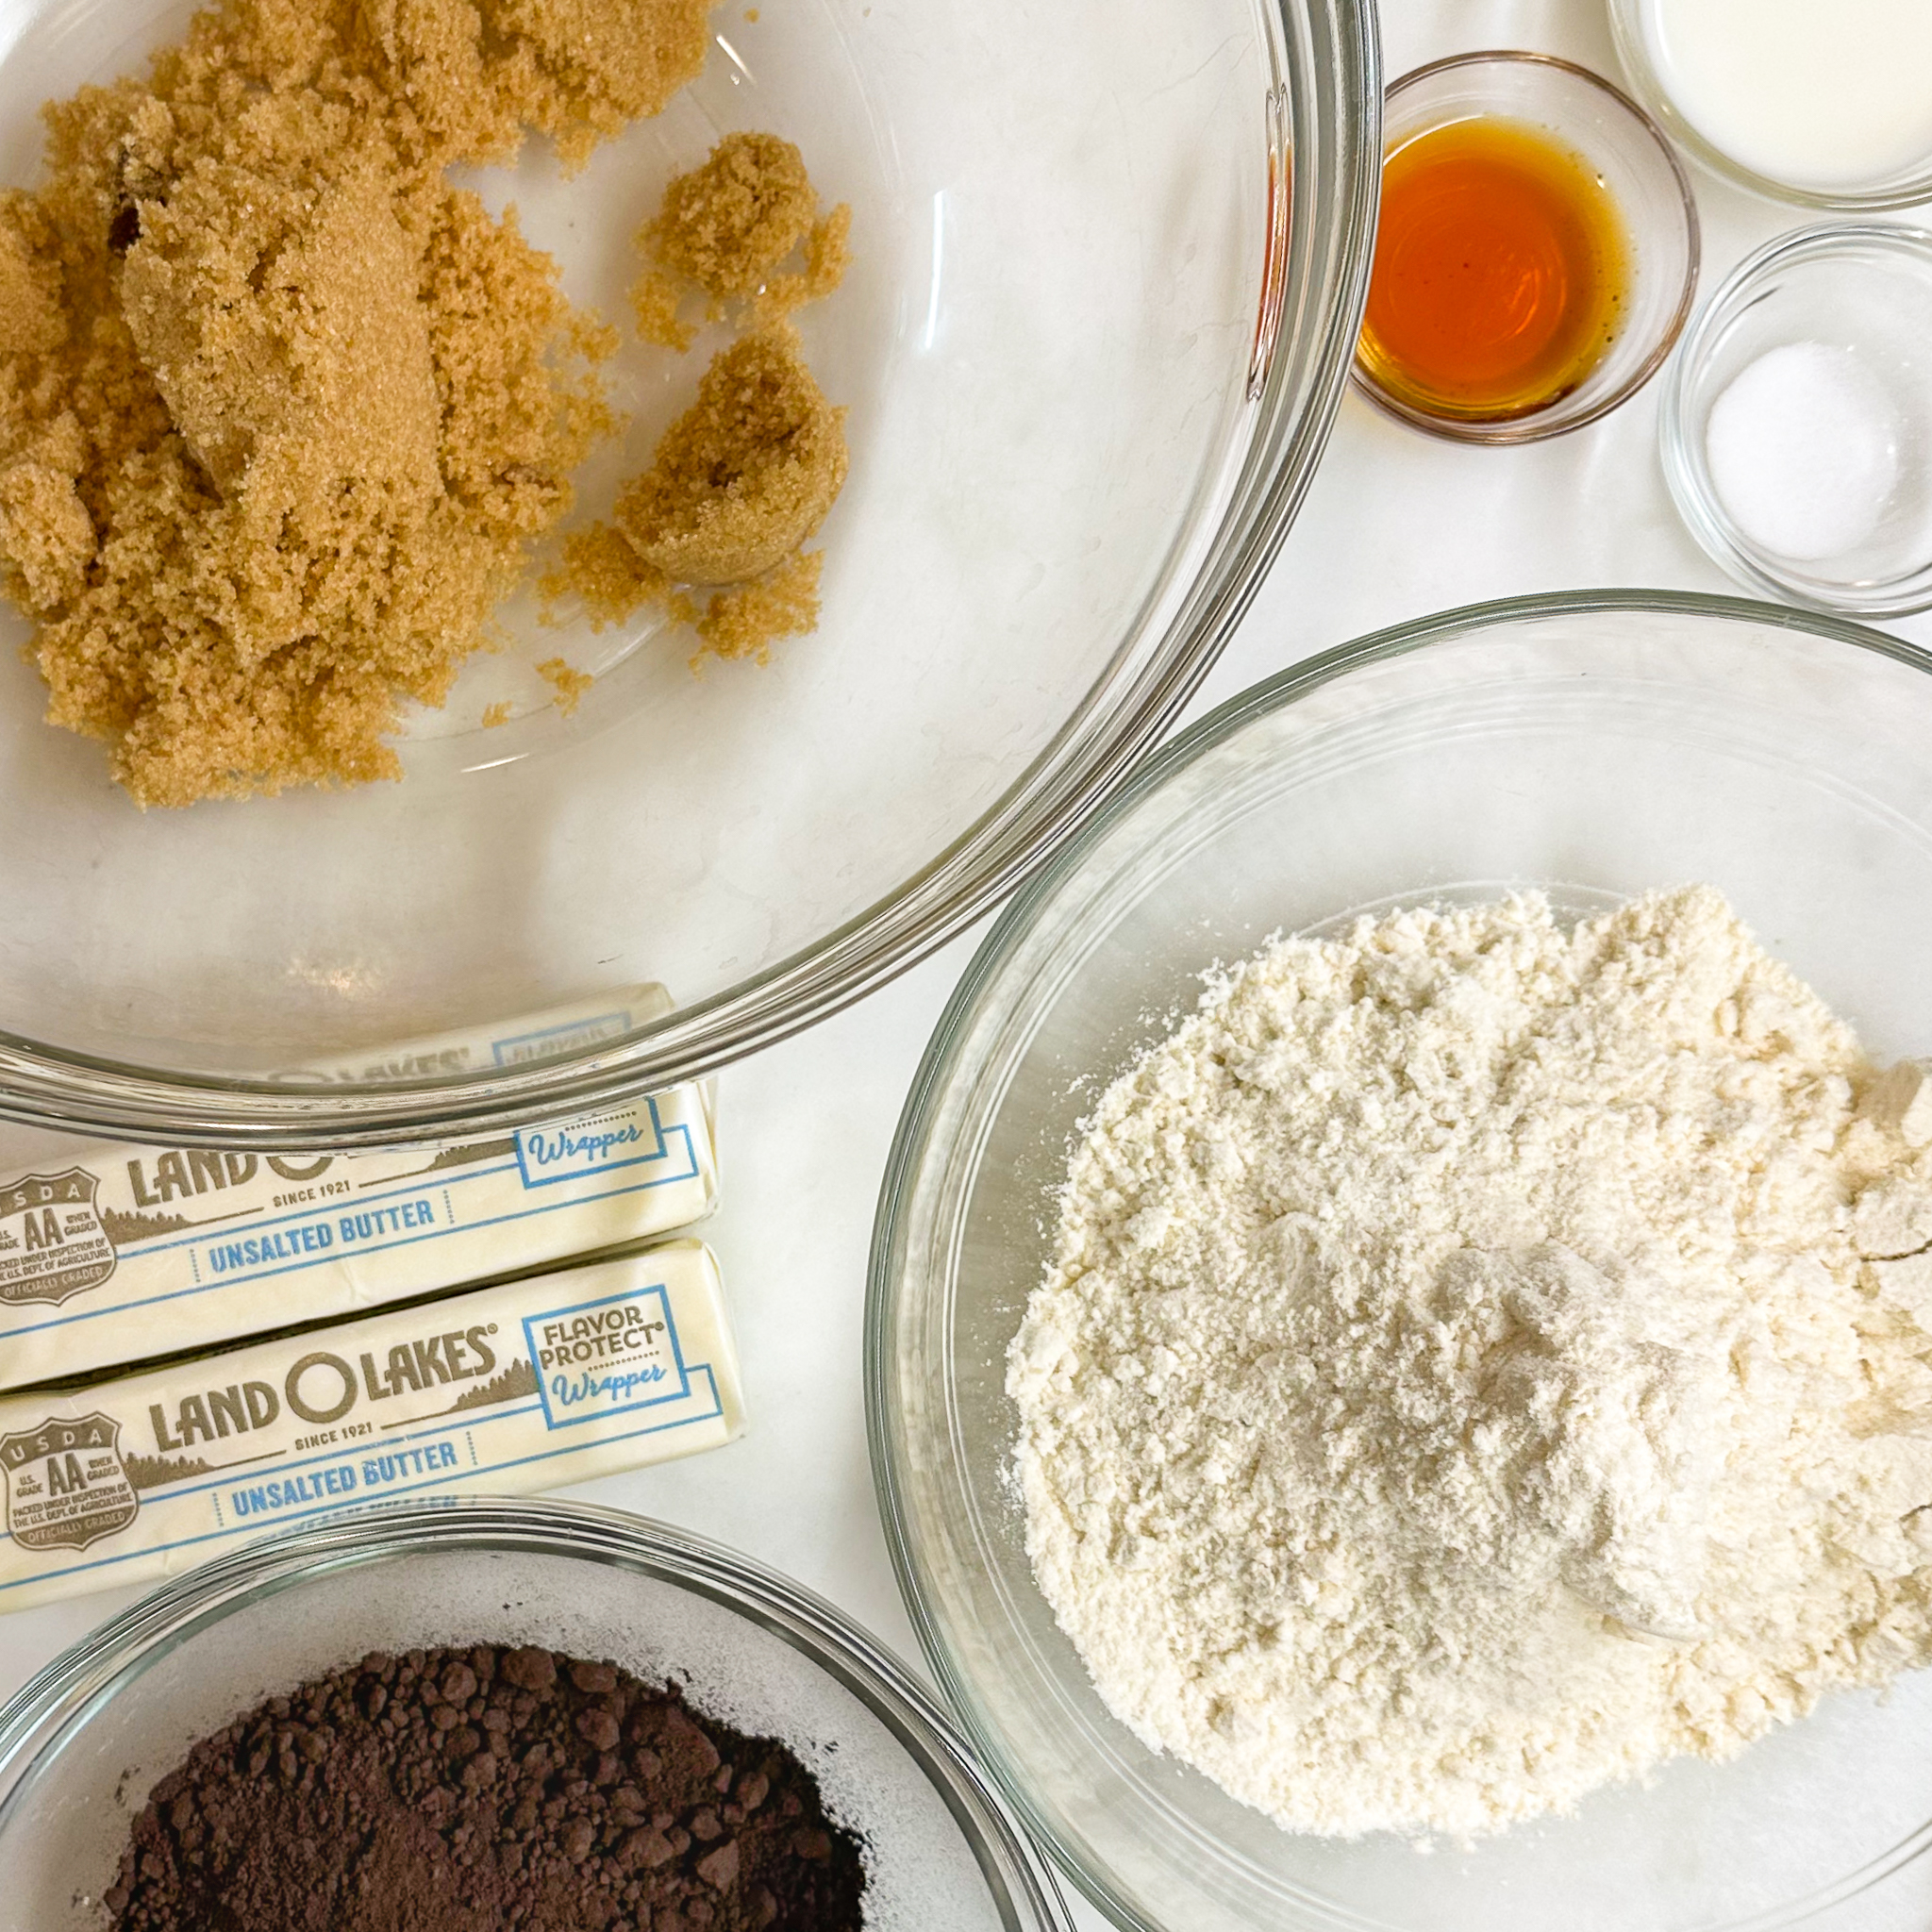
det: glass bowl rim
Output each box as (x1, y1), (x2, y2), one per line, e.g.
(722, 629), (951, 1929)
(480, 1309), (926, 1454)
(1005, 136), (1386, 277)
(864, 584), (1932, 1931)
(0, 0), (1382, 1152)
(1606, 0), (1932, 213)
(1349, 49), (1701, 447)
(1657, 219), (1932, 619)
(0, 1494), (1075, 1932)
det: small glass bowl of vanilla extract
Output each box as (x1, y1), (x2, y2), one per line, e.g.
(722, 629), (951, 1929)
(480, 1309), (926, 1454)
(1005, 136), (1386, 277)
(1355, 52), (1701, 444)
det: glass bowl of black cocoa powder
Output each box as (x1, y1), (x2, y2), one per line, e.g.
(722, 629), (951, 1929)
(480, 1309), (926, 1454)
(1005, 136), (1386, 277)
(0, 1497), (1071, 1932)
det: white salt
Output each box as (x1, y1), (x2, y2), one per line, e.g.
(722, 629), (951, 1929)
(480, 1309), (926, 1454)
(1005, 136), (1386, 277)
(1704, 341), (1901, 562)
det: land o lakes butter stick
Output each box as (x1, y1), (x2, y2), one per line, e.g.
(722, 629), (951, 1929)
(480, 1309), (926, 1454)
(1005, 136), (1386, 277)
(0, 1241), (741, 1609)
(0, 991), (718, 1391)
(264, 983), (675, 1086)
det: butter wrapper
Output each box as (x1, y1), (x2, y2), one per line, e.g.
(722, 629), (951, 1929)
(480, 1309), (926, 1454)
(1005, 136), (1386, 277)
(0, 1241), (741, 1610)
(0, 1070), (717, 1392)
(267, 984), (675, 1087)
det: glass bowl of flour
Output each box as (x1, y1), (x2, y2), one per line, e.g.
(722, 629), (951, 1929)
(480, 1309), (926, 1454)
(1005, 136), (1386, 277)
(869, 588), (1932, 1932)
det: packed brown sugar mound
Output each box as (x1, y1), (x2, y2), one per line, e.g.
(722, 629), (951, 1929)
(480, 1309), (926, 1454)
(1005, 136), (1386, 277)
(632, 130), (851, 350)
(618, 324), (846, 585)
(544, 141), (854, 670)
(547, 321), (845, 667)
(0, 0), (709, 807)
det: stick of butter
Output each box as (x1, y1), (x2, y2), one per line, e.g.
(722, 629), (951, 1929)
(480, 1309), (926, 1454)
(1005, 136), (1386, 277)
(265, 983), (675, 1086)
(0, 1241), (741, 1611)
(0, 999), (717, 1392)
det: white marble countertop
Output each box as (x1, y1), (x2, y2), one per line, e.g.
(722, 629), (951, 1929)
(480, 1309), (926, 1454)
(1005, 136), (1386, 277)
(3, 2), (1925, 1924)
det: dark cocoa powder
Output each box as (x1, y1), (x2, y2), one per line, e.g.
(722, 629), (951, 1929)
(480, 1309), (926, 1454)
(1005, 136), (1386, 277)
(103, 1642), (866, 1931)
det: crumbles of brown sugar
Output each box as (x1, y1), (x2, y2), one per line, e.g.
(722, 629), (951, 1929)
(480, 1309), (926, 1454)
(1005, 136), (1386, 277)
(543, 142), (851, 672)
(694, 549), (823, 663)
(632, 131), (851, 350)
(617, 324), (847, 585)
(535, 654), (594, 715)
(543, 325), (846, 667)
(0, 0), (710, 806)
(541, 520), (672, 632)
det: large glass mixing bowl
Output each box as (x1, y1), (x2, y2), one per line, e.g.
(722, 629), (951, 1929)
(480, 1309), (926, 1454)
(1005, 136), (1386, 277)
(0, 0), (1378, 1145)
(869, 591), (1932, 1932)
(0, 1498), (1074, 1931)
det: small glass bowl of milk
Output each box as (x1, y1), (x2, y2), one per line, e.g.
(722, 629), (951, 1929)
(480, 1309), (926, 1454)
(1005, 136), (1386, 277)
(1660, 225), (1932, 617)
(1609, 0), (1932, 208)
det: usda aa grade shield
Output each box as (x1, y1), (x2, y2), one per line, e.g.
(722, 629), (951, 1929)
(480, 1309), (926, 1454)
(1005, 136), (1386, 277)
(0, 1411), (139, 1551)
(0, 1168), (117, 1307)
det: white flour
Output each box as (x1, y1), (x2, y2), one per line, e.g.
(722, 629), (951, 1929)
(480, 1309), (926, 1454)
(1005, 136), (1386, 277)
(1008, 887), (1932, 1839)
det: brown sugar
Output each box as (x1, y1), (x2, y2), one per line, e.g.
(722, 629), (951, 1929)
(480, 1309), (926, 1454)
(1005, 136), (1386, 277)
(649, 131), (816, 301)
(759, 202), (852, 325)
(0, 0), (709, 806)
(544, 142), (852, 671)
(694, 549), (824, 662)
(488, 0), (713, 164)
(535, 654), (594, 715)
(633, 131), (850, 349)
(630, 270), (693, 354)
(541, 520), (670, 630)
(616, 324), (847, 585)
(541, 518), (824, 667)
(116, 165), (441, 507)
(0, 461), (92, 607)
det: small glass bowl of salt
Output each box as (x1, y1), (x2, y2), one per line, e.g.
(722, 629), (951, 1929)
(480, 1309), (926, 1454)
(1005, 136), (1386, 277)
(1660, 224), (1932, 617)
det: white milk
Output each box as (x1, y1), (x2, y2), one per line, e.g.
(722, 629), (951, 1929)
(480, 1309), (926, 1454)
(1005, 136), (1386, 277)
(1640, 0), (1932, 191)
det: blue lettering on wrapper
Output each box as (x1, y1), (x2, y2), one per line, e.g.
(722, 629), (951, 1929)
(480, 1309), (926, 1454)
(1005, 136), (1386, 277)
(358, 1441), (460, 1488)
(207, 1218), (335, 1274)
(524, 1285), (692, 1429)
(513, 1095), (700, 1190)
(491, 1008), (632, 1067)
(200, 1199), (438, 1275)
(336, 1198), (437, 1245)
(550, 1362), (670, 1409)
(229, 1458), (358, 1517)
(224, 1441), (461, 1522)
